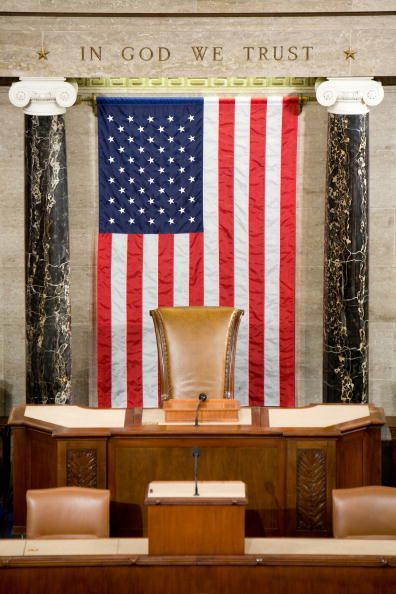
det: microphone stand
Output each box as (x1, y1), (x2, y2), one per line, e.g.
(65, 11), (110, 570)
(194, 393), (208, 427)
(192, 447), (201, 496)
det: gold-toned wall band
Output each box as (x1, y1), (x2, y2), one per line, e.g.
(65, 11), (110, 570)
(71, 76), (320, 114)
(72, 76), (319, 89)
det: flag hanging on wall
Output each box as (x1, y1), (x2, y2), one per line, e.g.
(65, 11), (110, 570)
(97, 96), (298, 408)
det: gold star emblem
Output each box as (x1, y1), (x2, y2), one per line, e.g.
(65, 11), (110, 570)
(37, 47), (49, 60)
(344, 48), (356, 60)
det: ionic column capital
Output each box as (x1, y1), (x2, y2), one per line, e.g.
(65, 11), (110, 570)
(9, 77), (78, 116)
(315, 77), (384, 115)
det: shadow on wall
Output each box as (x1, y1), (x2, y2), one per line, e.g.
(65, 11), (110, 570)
(0, 390), (12, 536)
(0, 381), (13, 417)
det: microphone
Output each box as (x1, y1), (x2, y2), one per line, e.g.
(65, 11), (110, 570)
(192, 447), (201, 496)
(194, 393), (208, 427)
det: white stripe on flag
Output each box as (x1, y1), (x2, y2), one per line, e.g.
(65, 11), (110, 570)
(174, 233), (190, 306)
(203, 97), (219, 305)
(264, 97), (283, 405)
(142, 234), (159, 407)
(111, 233), (127, 407)
(233, 96), (251, 406)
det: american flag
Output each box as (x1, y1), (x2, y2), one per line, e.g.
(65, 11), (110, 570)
(97, 96), (298, 408)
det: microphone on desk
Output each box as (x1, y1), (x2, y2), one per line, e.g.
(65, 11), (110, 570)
(192, 447), (201, 496)
(194, 393), (208, 427)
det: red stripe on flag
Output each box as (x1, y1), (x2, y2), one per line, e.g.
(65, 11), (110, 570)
(97, 233), (112, 407)
(279, 98), (298, 407)
(218, 98), (235, 306)
(248, 99), (267, 406)
(158, 234), (174, 307)
(189, 232), (204, 305)
(126, 234), (143, 408)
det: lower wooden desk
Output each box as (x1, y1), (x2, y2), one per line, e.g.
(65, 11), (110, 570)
(0, 538), (395, 594)
(8, 404), (384, 537)
(145, 481), (247, 554)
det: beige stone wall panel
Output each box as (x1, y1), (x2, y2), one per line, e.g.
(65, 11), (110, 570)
(71, 322), (96, 406)
(1, 0), (41, 11)
(370, 209), (396, 266)
(370, 323), (395, 381)
(0, 95), (24, 413)
(296, 378), (323, 407)
(2, 322), (26, 411)
(296, 324), (323, 382)
(3, 1), (396, 15)
(352, 1), (396, 10)
(3, 15), (396, 77)
(350, 27), (396, 75)
(0, 1), (377, 15)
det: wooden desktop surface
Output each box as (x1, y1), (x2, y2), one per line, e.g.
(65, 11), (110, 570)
(0, 538), (395, 594)
(8, 404), (385, 538)
(10, 403), (382, 435)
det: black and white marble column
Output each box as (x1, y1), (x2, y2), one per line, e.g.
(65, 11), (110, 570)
(316, 78), (384, 403)
(9, 78), (77, 404)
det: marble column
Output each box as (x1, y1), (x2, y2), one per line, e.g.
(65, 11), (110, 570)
(316, 77), (383, 403)
(9, 78), (77, 404)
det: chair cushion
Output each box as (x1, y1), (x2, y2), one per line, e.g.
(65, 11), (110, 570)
(26, 487), (110, 539)
(333, 486), (396, 538)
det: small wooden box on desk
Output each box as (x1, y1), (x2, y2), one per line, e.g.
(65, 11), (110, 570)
(145, 481), (247, 555)
(162, 399), (240, 423)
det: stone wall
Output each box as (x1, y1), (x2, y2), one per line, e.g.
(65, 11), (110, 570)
(1, 85), (396, 415)
(2, 1), (395, 13)
(2, 9), (396, 78)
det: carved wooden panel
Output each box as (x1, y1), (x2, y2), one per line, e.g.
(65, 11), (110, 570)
(296, 448), (327, 531)
(66, 448), (97, 488)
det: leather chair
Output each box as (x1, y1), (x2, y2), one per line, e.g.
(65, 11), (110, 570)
(332, 486), (396, 539)
(150, 306), (244, 401)
(26, 486), (110, 539)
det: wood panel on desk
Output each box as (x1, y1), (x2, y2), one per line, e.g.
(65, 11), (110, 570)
(108, 437), (285, 537)
(147, 505), (245, 555)
(363, 426), (382, 484)
(12, 428), (58, 532)
(0, 557), (395, 594)
(336, 426), (382, 487)
(286, 439), (336, 536)
(57, 439), (107, 489)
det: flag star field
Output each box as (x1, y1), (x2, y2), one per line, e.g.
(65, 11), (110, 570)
(99, 98), (204, 235)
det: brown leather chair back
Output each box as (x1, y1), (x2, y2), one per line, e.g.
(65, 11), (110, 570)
(333, 486), (396, 539)
(150, 306), (244, 401)
(26, 487), (110, 539)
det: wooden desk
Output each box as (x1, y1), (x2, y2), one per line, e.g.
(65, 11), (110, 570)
(0, 538), (395, 594)
(8, 404), (384, 537)
(145, 481), (247, 554)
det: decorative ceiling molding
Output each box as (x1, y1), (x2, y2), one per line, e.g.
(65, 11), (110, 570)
(71, 76), (320, 94)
